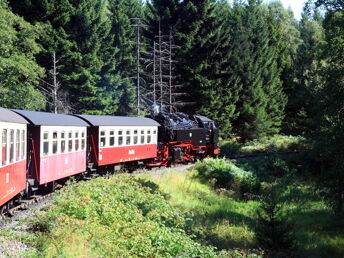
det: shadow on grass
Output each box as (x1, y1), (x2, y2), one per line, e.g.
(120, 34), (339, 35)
(287, 208), (344, 257)
(184, 192), (258, 250)
(191, 209), (257, 250)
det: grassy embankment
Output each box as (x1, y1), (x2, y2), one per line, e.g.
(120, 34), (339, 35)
(13, 135), (344, 257)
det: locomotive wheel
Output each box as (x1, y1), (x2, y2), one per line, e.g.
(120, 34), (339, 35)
(0, 203), (8, 215)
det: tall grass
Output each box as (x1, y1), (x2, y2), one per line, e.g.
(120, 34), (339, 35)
(143, 159), (344, 257)
(141, 171), (261, 253)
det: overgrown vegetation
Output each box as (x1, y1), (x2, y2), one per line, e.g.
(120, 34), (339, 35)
(32, 176), (216, 257)
(22, 154), (344, 257)
(194, 158), (261, 199)
(220, 135), (311, 157)
(143, 157), (344, 256)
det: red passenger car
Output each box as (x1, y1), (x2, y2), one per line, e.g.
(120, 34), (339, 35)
(13, 110), (89, 186)
(0, 108), (28, 211)
(76, 115), (160, 168)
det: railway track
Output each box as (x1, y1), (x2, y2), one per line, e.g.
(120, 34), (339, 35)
(0, 193), (54, 221)
(0, 163), (194, 221)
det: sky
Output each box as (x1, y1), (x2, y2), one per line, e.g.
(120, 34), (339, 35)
(277, 0), (307, 20)
(227, 0), (308, 20)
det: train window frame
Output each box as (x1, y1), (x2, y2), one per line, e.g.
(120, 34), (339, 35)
(61, 131), (66, 154)
(109, 130), (115, 147)
(133, 130), (138, 145)
(81, 131), (86, 150)
(140, 130), (145, 144)
(2, 129), (7, 166)
(16, 129), (20, 161)
(100, 130), (106, 147)
(75, 131), (80, 151)
(43, 131), (49, 156)
(52, 131), (58, 154)
(147, 130), (151, 144)
(118, 130), (123, 146)
(126, 130), (131, 145)
(68, 131), (73, 152)
(10, 129), (14, 163)
(21, 130), (25, 160)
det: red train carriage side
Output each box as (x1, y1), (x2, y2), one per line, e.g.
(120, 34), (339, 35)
(13, 110), (89, 186)
(0, 108), (28, 211)
(75, 115), (160, 168)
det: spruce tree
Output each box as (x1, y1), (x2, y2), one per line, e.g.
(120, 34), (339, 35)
(231, 0), (287, 140)
(284, 12), (324, 135)
(312, 1), (344, 213)
(9, 0), (139, 115)
(0, 0), (45, 109)
(146, 0), (239, 136)
(255, 185), (294, 251)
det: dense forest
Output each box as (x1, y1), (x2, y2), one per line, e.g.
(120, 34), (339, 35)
(1, 0), (344, 211)
(1, 0), (344, 255)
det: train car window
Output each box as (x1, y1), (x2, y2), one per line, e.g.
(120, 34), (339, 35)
(109, 130), (115, 146)
(10, 130), (14, 163)
(147, 130), (151, 144)
(43, 131), (49, 156)
(81, 131), (86, 150)
(53, 131), (58, 154)
(118, 130), (123, 146)
(16, 130), (20, 161)
(126, 130), (131, 145)
(75, 131), (79, 151)
(2, 129), (7, 165)
(21, 130), (25, 159)
(140, 130), (145, 144)
(68, 131), (73, 152)
(100, 130), (106, 147)
(61, 132), (66, 153)
(134, 130), (138, 144)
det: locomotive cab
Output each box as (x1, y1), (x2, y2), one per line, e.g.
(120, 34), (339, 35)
(150, 112), (219, 166)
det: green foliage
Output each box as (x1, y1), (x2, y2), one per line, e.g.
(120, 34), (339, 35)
(146, 0), (239, 136)
(141, 170), (261, 254)
(220, 135), (311, 157)
(194, 158), (261, 198)
(34, 175), (216, 257)
(283, 11), (325, 135)
(311, 2), (344, 213)
(0, 1), (45, 109)
(255, 185), (295, 251)
(230, 1), (287, 140)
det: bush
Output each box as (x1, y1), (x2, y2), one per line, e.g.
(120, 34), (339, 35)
(33, 175), (216, 257)
(194, 158), (261, 198)
(238, 155), (294, 182)
(219, 135), (311, 158)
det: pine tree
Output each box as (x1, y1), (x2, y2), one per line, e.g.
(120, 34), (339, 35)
(312, 1), (344, 213)
(0, 0), (45, 109)
(255, 185), (294, 251)
(100, 0), (144, 115)
(9, 0), (137, 115)
(146, 0), (239, 136)
(231, 0), (287, 140)
(285, 12), (324, 135)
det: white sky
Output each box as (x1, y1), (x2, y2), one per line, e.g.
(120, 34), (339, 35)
(276, 0), (307, 20)
(228, 0), (307, 20)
